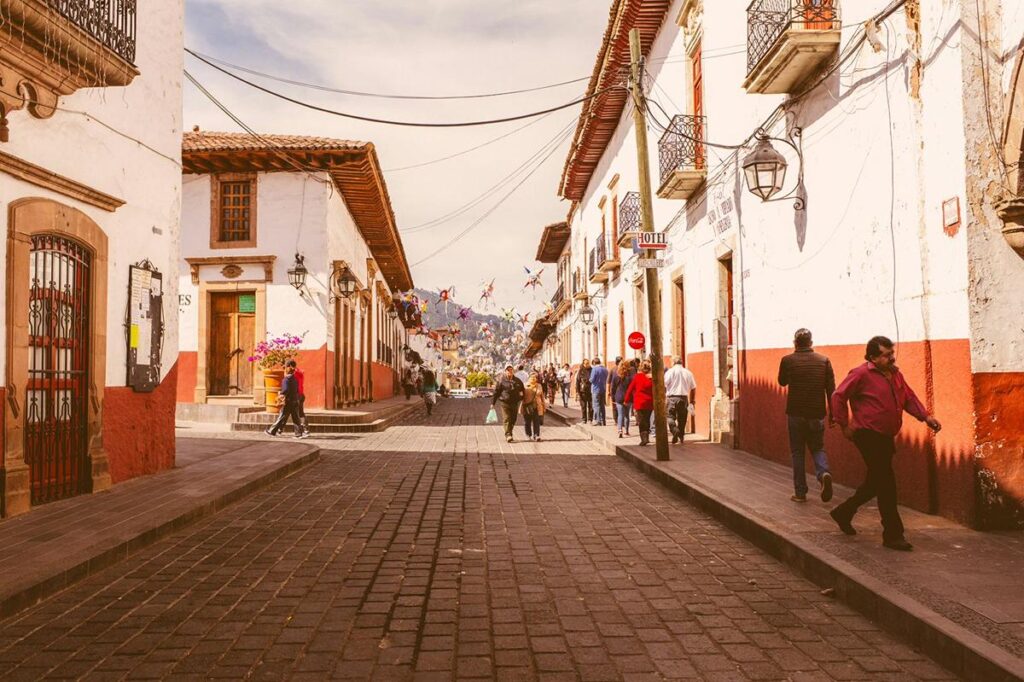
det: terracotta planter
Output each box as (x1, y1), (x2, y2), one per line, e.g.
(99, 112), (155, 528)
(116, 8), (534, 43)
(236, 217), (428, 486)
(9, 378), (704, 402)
(263, 368), (285, 414)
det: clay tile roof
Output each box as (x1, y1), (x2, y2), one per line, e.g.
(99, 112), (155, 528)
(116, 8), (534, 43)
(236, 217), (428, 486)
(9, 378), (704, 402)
(558, 0), (672, 201)
(182, 131), (367, 154)
(535, 221), (571, 263)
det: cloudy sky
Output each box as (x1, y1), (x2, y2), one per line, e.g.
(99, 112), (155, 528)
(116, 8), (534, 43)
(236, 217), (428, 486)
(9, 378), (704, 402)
(183, 0), (610, 316)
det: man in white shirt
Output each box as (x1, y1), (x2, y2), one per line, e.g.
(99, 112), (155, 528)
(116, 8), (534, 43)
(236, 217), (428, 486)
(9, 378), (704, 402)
(664, 357), (697, 445)
(556, 363), (571, 407)
(514, 364), (530, 385)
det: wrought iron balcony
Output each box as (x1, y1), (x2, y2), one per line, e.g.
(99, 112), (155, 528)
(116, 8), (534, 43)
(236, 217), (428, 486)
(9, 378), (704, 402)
(549, 282), (566, 315)
(744, 0), (840, 95)
(657, 115), (707, 200)
(617, 191), (642, 248)
(589, 241), (609, 284)
(572, 270), (588, 300)
(48, 0), (138, 64)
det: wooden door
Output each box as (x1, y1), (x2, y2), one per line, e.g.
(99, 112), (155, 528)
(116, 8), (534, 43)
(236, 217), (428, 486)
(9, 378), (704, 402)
(805, 0), (835, 30)
(208, 292), (255, 396)
(25, 234), (91, 504)
(692, 40), (705, 170)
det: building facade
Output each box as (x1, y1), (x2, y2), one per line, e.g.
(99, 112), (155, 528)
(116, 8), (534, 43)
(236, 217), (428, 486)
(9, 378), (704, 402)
(0, 1), (185, 515)
(540, 0), (1024, 528)
(178, 132), (412, 410)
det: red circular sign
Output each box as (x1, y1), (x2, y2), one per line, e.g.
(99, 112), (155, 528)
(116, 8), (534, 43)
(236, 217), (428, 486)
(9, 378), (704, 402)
(627, 332), (646, 350)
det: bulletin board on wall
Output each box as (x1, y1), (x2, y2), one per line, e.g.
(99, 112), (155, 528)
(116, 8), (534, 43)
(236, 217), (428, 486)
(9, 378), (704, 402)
(125, 260), (165, 392)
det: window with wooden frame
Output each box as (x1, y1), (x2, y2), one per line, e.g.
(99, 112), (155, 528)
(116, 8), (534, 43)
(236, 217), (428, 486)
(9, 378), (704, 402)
(210, 173), (257, 249)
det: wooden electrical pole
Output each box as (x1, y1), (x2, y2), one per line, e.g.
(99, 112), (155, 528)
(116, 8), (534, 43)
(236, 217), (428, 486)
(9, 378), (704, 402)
(628, 28), (670, 462)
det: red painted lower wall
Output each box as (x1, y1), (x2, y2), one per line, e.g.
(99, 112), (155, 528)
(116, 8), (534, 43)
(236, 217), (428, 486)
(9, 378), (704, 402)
(372, 362), (396, 401)
(737, 339), (976, 524)
(296, 347), (329, 409)
(103, 362), (178, 484)
(686, 351), (714, 438)
(176, 351), (197, 402)
(973, 371), (1024, 529)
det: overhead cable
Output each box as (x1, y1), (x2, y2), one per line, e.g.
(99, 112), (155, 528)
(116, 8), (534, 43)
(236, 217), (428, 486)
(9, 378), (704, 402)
(186, 48), (620, 128)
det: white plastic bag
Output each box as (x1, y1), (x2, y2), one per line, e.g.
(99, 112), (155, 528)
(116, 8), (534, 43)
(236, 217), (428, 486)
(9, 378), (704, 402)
(485, 407), (498, 424)
(687, 403), (695, 416)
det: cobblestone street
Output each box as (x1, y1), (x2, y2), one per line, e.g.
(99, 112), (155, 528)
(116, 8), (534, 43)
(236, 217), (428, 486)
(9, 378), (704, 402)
(0, 399), (956, 681)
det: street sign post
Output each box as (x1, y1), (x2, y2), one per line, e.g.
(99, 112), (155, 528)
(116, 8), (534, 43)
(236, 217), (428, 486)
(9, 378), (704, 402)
(628, 331), (646, 350)
(636, 232), (668, 250)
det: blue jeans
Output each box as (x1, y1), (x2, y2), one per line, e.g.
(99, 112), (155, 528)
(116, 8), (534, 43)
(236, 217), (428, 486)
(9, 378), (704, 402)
(592, 388), (606, 423)
(788, 415), (830, 496)
(615, 402), (631, 431)
(560, 383), (570, 407)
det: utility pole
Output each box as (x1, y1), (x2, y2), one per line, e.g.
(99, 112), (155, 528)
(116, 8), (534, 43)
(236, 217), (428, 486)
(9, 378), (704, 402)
(628, 28), (670, 462)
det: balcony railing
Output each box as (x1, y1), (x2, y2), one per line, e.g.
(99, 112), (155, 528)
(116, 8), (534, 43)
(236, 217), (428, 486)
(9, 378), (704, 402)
(618, 191), (641, 247)
(659, 116), (706, 184)
(550, 283), (565, 310)
(746, 0), (839, 77)
(589, 241), (609, 283)
(48, 0), (138, 64)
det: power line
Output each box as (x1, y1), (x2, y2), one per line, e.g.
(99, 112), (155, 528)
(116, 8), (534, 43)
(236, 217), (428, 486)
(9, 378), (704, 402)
(410, 124), (577, 266)
(383, 108), (565, 173)
(188, 48), (591, 100)
(402, 115), (580, 233)
(186, 48), (621, 128)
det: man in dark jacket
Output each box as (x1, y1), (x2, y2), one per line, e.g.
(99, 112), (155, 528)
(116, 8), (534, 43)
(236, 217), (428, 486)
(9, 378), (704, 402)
(778, 329), (835, 503)
(266, 365), (303, 437)
(492, 365), (525, 443)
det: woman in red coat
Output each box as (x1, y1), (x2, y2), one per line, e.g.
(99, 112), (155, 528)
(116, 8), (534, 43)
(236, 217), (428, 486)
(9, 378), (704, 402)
(624, 360), (654, 445)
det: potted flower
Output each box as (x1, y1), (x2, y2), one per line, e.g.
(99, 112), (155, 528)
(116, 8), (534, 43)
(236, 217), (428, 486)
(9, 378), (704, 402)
(249, 333), (303, 413)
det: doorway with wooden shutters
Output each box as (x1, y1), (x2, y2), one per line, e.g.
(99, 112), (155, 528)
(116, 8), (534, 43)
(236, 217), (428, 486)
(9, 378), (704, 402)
(207, 292), (256, 397)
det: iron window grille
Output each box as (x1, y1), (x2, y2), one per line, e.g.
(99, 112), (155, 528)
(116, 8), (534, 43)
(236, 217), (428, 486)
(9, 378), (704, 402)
(619, 191), (642, 235)
(47, 0), (138, 64)
(746, 0), (840, 76)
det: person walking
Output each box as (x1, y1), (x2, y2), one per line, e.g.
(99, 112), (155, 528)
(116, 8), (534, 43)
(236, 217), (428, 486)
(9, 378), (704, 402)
(624, 360), (654, 445)
(611, 361), (635, 438)
(576, 359), (593, 424)
(544, 365), (558, 405)
(285, 359), (310, 438)
(492, 365), (526, 443)
(664, 357), (697, 445)
(266, 365), (303, 438)
(514, 364), (530, 385)
(402, 364), (415, 401)
(778, 329), (835, 503)
(420, 366), (439, 416)
(589, 358), (609, 425)
(557, 363), (571, 407)
(829, 336), (942, 551)
(522, 371), (547, 442)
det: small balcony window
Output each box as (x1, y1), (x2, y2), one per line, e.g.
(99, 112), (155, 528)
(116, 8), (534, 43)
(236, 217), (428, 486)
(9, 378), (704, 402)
(657, 116), (707, 200)
(617, 192), (641, 248)
(744, 0), (840, 95)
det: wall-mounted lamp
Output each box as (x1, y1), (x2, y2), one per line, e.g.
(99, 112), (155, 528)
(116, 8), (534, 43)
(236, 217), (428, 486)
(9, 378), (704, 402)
(742, 123), (805, 210)
(287, 253), (307, 291)
(579, 303), (595, 326)
(329, 263), (358, 301)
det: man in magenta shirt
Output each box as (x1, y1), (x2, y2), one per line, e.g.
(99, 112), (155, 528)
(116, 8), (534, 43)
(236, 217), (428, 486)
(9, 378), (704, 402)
(829, 336), (941, 551)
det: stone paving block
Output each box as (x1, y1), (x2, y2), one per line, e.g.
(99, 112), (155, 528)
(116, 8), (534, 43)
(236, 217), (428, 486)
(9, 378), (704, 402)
(0, 400), (965, 681)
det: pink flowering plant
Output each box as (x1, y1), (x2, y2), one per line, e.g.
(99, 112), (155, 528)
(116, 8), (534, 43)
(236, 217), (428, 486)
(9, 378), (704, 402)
(248, 333), (304, 371)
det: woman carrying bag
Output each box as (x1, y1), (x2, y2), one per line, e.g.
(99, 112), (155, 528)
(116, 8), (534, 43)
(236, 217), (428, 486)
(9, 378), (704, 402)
(522, 371), (547, 442)
(611, 361), (635, 438)
(420, 367), (439, 416)
(624, 360), (654, 445)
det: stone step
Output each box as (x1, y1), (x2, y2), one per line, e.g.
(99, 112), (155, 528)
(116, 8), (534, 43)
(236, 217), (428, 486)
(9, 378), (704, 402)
(231, 420), (390, 434)
(236, 403), (413, 425)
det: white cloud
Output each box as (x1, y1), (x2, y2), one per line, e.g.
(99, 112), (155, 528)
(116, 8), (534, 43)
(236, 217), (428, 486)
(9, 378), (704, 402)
(184, 0), (608, 315)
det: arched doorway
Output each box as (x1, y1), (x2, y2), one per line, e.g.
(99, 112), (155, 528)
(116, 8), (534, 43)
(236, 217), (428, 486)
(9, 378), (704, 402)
(5, 198), (110, 516)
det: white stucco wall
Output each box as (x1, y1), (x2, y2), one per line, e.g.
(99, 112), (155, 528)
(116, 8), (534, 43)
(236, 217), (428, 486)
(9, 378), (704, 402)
(0, 1), (185, 387)
(561, 0), (980, 373)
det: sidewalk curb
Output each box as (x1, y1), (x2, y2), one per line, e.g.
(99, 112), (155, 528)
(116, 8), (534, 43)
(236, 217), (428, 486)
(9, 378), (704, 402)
(0, 444), (320, 620)
(547, 406), (1024, 682)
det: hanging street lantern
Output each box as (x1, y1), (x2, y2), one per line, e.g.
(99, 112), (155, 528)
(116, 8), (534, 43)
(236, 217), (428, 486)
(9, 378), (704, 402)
(330, 263), (358, 301)
(741, 120), (806, 210)
(742, 138), (787, 201)
(580, 304), (595, 326)
(287, 253), (307, 291)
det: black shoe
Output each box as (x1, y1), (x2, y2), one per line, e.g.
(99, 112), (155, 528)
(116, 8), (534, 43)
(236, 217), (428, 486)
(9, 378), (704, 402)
(265, 429), (275, 437)
(820, 473), (834, 502)
(830, 508), (856, 535)
(791, 494), (807, 503)
(671, 436), (679, 445)
(883, 539), (913, 551)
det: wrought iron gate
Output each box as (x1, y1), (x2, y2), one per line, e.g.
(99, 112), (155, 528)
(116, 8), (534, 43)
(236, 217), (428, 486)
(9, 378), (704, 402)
(25, 234), (91, 504)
